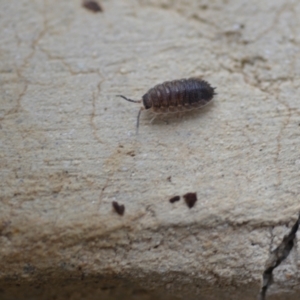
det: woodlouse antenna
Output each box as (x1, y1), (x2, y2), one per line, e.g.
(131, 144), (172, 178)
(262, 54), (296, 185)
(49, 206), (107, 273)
(117, 95), (143, 134)
(117, 95), (141, 104)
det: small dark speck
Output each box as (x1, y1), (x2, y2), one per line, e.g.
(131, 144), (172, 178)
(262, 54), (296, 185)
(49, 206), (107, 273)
(167, 176), (172, 182)
(23, 264), (35, 274)
(82, 0), (103, 12)
(126, 150), (135, 157)
(112, 201), (125, 216)
(183, 192), (197, 208)
(169, 195), (180, 203)
(259, 149), (263, 151)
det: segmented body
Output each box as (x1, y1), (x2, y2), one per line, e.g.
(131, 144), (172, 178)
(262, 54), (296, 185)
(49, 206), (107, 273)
(142, 78), (215, 113)
(117, 77), (216, 132)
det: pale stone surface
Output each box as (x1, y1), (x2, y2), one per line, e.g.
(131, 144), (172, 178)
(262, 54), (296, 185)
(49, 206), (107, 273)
(1, 0), (300, 299)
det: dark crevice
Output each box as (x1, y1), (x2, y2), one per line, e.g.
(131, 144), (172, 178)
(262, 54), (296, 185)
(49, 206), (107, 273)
(258, 213), (300, 300)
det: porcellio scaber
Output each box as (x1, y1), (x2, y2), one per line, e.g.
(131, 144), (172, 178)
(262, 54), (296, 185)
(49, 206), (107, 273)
(117, 77), (216, 131)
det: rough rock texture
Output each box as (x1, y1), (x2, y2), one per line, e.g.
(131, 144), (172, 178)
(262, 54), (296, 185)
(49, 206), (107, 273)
(1, 0), (300, 299)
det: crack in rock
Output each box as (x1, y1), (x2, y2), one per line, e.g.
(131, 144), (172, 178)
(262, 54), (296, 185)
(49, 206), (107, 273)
(259, 213), (300, 300)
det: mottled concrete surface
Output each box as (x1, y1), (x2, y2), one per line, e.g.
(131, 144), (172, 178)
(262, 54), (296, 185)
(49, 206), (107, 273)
(1, 0), (300, 299)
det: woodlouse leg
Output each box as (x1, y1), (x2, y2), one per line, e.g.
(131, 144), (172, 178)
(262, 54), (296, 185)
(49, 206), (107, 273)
(176, 112), (183, 119)
(149, 114), (157, 124)
(136, 107), (144, 134)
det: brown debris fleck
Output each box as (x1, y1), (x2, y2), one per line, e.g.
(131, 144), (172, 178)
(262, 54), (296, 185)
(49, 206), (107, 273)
(82, 1), (103, 13)
(169, 195), (180, 203)
(112, 201), (125, 216)
(183, 192), (197, 208)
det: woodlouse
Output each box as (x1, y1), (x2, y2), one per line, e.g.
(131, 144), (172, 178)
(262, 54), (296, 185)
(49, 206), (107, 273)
(117, 78), (216, 131)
